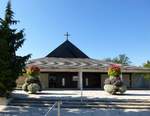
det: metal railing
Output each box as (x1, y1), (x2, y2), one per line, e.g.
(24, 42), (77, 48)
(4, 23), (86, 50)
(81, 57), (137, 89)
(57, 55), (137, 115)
(44, 101), (61, 116)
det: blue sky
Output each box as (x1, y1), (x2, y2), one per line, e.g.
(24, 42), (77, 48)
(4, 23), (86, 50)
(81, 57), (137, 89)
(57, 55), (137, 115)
(0, 0), (150, 66)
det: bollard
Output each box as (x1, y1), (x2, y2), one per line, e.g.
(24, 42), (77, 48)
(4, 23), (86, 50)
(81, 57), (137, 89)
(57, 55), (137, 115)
(57, 101), (61, 116)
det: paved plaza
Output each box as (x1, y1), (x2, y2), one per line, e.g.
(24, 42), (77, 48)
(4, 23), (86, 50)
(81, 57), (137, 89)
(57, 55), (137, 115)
(0, 107), (150, 116)
(11, 90), (150, 101)
(0, 90), (150, 116)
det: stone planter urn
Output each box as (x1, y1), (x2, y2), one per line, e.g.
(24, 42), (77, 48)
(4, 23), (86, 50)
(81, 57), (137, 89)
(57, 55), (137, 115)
(104, 64), (127, 95)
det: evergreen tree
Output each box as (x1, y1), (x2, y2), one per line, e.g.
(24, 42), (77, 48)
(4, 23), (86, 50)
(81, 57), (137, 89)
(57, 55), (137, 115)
(0, 1), (31, 97)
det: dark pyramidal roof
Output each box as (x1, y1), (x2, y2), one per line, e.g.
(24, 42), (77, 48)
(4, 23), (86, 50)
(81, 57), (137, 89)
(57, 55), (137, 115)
(46, 40), (89, 58)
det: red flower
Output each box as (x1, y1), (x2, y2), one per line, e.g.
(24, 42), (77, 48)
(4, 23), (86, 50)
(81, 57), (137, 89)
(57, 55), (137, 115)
(108, 64), (121, 77)
(27, 65), (40, 76)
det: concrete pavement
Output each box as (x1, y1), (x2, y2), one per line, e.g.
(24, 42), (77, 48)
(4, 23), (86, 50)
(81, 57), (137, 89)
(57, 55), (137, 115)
(0, 90), (150, 116)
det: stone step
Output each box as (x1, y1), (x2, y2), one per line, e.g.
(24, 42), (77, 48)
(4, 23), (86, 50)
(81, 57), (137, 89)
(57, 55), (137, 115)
(10, 100), (150, 106)
(11, 97), (150, 103)
(8, 103), (150, 109)
(8, 98), (150, 109)
(61, 104), (150, 109)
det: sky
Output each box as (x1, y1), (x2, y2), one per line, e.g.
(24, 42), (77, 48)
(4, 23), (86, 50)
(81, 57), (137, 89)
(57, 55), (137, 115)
(0, 0), (150, 66)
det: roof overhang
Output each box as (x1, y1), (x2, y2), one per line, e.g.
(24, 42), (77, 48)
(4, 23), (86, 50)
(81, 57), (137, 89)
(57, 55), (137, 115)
(27, 57), (150, 73)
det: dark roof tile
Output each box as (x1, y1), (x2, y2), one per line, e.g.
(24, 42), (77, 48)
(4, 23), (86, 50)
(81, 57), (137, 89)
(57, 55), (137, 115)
(46, 40), (89, 58)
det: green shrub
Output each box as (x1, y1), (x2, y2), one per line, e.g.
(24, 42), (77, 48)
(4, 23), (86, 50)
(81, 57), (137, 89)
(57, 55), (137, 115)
(22, 65), (42, 94)
(26, 65), (40, 77)
(104, 64), (127, 95)
(104, 84), (117, 94)
(113, 80), (123, 87)
(119, 85), (127, 94)
(26, 76), (39, 84)
(27, 83), (40, 94)
(22, 83), (28, 92)
(108, 64), (121, 77)
(28, 76), (39, 80)
(0, 82), (6, 97)
(104, 84), (126, 95)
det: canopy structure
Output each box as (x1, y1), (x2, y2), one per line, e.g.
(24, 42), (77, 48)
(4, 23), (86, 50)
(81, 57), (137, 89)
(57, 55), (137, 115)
(28, 57), (150, 73)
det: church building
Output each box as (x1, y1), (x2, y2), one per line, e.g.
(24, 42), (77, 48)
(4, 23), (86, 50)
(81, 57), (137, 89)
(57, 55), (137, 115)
(26, 34), (150, 90)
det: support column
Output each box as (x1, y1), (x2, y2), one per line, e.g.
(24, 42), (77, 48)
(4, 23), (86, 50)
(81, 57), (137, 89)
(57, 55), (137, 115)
(78, 71), (83, 90)
(129, 73), (132, 88)
(78, 71), (83, 102)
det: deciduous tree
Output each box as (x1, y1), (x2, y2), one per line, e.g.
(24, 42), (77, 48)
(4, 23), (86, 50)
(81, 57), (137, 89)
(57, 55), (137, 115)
(104, 54), (131, 65)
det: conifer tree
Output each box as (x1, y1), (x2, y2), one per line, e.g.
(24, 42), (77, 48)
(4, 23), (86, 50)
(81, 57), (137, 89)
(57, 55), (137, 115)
(0, 1), (31, 96)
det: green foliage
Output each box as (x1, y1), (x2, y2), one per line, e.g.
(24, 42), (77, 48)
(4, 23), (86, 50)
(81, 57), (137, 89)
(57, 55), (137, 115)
(0, 1), (31, 97)
(0, 82), (6, 97)
(26, 65), (40, 77)
(104, 64), (126, 95)
(104, 84), (126, 95)
(22, 83), (28, 92)
(143, 61), (150, 68)
(104, 84), (117, 94)
(143, 61), (150, 80)
(108, 64), (121, 77)
(119, 85), (127, 94)
(104, 54), (131, 65)
(22, 65), (42, 93)
(113, 54), (131, 65)
(22, 76), (42, 94)
(27, 83), (40, 94)
(144, 74), (150, 80)
(23, 76), (42, 93)
(26, 76), (40, 84)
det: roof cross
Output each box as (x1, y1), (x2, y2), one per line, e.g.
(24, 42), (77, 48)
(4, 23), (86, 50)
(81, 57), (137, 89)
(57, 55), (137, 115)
(64, 32), (70, 40)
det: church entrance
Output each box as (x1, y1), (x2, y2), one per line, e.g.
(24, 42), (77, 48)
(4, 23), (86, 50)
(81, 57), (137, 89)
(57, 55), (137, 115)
(48, 72), (78, 88)
(83, 72), (101, 89)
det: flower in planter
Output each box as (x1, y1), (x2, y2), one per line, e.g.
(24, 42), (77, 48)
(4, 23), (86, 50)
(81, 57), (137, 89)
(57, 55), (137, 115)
(108, 64), (121, 77)
(22, 65), (42, 94)
(104, 64), (126, 95)
(26, 65), (40, 77)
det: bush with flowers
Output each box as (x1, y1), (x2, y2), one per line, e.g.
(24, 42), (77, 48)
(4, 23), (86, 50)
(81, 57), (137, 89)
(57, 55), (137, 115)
(104, 64), (126, 95)
(22, 65), (42, 94)
(26, 65), (40, 77)
(108, 65), (121, 77)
